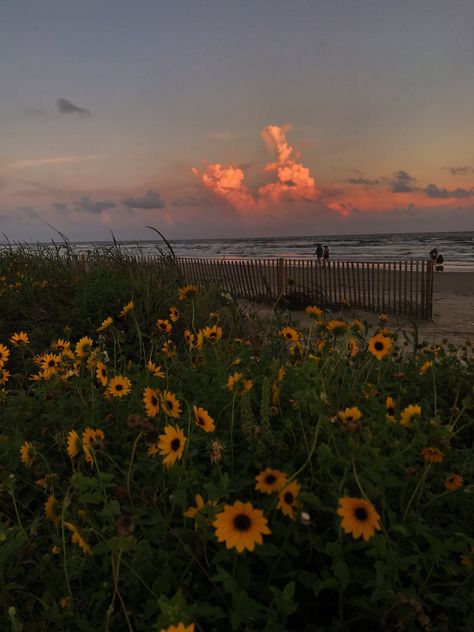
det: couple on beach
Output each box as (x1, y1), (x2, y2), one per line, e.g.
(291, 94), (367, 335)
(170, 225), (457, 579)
(429, 248), (444, 273)
(314, 243), (330, 267)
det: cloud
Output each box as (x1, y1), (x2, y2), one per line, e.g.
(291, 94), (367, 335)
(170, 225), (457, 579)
(53, 202), (69, 213)
(391, 170), (417, 193)
(9, 155), (105, 169)
(196, 124), (319, 215)
(425, 184), (474, 199)
(344, 177), (381, 186)
(122, 189), (165, 209)
(73, 195), (116, 213)
(56, 98), (90, 117)
(443, 165), (474, 176)
(171, 195), (202, 207)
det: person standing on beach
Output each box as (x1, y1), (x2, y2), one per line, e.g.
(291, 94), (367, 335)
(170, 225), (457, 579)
(429, 248), (438, 262)
(435, 252), (444, 272)
(314, 243), (323, 265)
(323, 245), (330, 268)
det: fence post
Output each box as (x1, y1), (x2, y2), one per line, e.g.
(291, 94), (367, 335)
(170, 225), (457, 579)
(425, 260), (434, 320)
(277, 258), (284, 297)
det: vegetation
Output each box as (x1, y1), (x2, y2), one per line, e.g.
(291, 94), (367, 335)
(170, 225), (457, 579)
(0, 247), (473, 631)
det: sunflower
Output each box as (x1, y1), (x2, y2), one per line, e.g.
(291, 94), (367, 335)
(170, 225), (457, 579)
(52, 339), (70, 353)
(96, 316), (113, 332)
(0, 368), (10, 386)
(95, 361), (108, 387)
(368, 334), (392, 360)
(161, 340), (176, 358)
(40, 353), (61, 374)
(106, 375), (132, 398)
(325, 319), (347, 335)
(202, 325), (222, 342)
(156, 319), (172, 334)
(75, 336), (94, 358)
(255, 468), (288, 494)
(183, 494), (217, 519)
(420, 360), (433, 374)
(420, 447), (444, 463)
(178, 284), (199, 300)
(160, 624), (194, 632)
(63, 521), (92, 555)
(143, 386), (160, 417)
(44, 495), (61, 525)
(66, 430), (81, 458)
(305, 305), (323, 318)
(385, 396), (396, 422)
(337, 497), (381, 541)
(19, 440), (35, 467)
(400, 404), (421, 427)
(351, 319), (365, 332)
(445, 474), (463, 491)
(161, 390), (181, 418)
(213, 500), (271, 553)
(184, 329), (195, 349)
(338, 406), (362, 424)
(348, 337), (359, 357)
(146, 360), (165, 378)
(169, 306), (180, 322)
(157, 425), (186, 468)
(119, 300), (134, 317)
(277, 480), (301, 519)
(0, 343), (10, 366)
(193, 405), (216, 432)
(280, 326), (299, 343)
(10, 331), (30, 345)
(82, 428), (105, 464)
(226, 372), (252, 395)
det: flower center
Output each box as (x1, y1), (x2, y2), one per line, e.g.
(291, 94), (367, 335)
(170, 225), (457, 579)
(151, 396), (158, 406)
(387, 407), (395, 416)
(355, 507), (368, 521)
(233, 513), (251, 531)
(170, 438), (180, 451)
(197, 416), (205, 425)
(284, 492), (294, 505)
(265, 475), (276, 485)
(116, 384), (123, 391)
(374, 342), (384, 351)
(346, 415), (354, 422)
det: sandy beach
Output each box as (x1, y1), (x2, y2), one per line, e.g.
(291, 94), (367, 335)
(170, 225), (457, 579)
(244, 270), (474, 345)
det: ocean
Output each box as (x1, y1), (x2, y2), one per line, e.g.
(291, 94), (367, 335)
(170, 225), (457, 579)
(66, 231), (474, 272)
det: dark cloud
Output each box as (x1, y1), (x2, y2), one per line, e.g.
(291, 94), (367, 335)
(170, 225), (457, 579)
(443, 165), (474, 176)
(74, 196), (116, 213)
(53, 202), (70, 213)
(171, 195), (202, 207)
(122, 189), (165, 209)
(425, 184), (474, 199)
(345, 177), (381, 186)
(56, 98), (90, 117)
(391, 170), (417, 193)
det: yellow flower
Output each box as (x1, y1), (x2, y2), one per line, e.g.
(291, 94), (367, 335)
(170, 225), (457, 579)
(119, 300), (134, 317)
(368, 333), (392, 360)
(305, 305), (323, 318)
(277, 480), (301, 519)
(10, 331), (30, 345)
(400, 404), (421, 427)
(184, 329), (195, 349)
(161, 340), (176, 358)
(337, 497), (381, 541)
(96, 316), (113, 332)
(63, 521), (92, 555)
(255, 468), (288, 494)
(348, 337), (359, 357)
(156, 319), (172, 334)
(226, 372), (252, 395)
(178, 284), (199, 300)
(44, 495), (61, 525)
(60, 596), (73, 609)
(202, 325), (222, 342)
(445, 474), (463, 491)
(169, 306), (179, 322)
(146, 360), (165, 378)
(420, 447), (444, 463)
(157, 425), (186, 468)
(213, 500), (271, 553)
(385, 396), (396, 422)
(420, 360), (433, 374)
(53, 338), (70, 353)
(161, 390), (182, 418)
(160, 624), (194, 632)
(106, 375), (132, 398)
(325, 319), (347, 335)
(338, 407), (362, 424)
(143, 386), (160, 417)
(66, 430), (81, 458)
(0, 368), (10, 386)
(183, 494), (217, 520)
(193, 405), (216, 432)
(0, 343), (10, 366)
(75, 336), (94, 358)
(280, 326), (299, 343)
(95, 361), (108, 387)
(82, 428), (105, 464)
(19, 440), (35, 467)
(40, 353), (61, 374)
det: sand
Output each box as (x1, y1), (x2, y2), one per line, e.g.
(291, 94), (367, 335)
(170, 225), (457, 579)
(243, 271), (474, 345)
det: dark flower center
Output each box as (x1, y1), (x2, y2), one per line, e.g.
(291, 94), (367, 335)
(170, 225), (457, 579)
(116, 384), (123, 391)
(355, 507), (368, 521)
(166, 400), (173, 409)
(197, 416), (205, 425)
(48, 360), (55, 367)
(346, 415), (354, 422)
(151, 396), (158, 406)
(170, 438), (180, 451)
(233, 514), (251, 531)
(284, 492), (294, 504)
(265, 475), (276, 485)
(374, 342), (384, 351)
(387, 407), (395, 416)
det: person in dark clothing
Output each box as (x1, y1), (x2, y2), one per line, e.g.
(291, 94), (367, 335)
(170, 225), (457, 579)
(435, 253), (444, 272)
(315, 243), (323, 264)
(323, 245), (330, 268)
(429, 248), (438, 261)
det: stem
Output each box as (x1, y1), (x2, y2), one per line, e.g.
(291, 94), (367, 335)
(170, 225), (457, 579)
(403, 463), (431, 521)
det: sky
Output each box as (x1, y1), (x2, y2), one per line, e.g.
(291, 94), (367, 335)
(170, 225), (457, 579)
(1, 0), (473, 242)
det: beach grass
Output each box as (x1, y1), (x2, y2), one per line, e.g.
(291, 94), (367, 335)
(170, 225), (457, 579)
(0, 248), (473, 631)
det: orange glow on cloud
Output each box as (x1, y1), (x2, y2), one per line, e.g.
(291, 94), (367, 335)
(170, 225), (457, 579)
(195, 125), (319, 214)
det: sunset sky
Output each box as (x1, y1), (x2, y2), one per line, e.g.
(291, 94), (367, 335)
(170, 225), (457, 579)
(1, 0), (473, 241)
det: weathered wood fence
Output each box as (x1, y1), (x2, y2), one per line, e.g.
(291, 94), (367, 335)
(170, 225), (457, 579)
(176, 257), (434, 319)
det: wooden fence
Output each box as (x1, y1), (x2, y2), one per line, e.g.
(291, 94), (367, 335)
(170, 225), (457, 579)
(176, 257), (434, 319)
